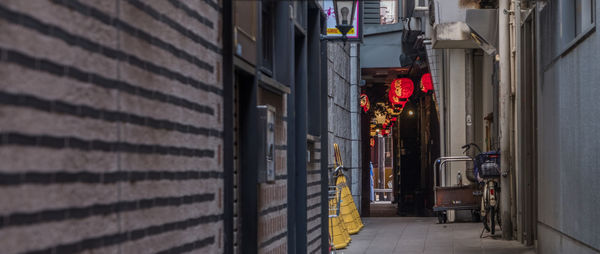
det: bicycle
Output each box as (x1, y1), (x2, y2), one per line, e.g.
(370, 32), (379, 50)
(461, 143), (501, 237)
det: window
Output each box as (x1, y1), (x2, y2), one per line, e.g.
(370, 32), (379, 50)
(261, 0), (274, 74)
(560, 0), (595, 51)
(380, 0), (398, 24)
(574, 0), (594, 35)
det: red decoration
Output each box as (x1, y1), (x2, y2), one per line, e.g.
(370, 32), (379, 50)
(370, 138), (375, 147)
(389, 78), (414, 105)
(420, 73), (433, 93)
(360, 94), (370, 112)
(392, 78), (414, 98)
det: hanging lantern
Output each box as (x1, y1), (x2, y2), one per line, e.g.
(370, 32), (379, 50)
(392, 78), (414, 99)
(389, 78), (414, 105)
(360, 93), (370, 112)
(420, 73), (433, 93)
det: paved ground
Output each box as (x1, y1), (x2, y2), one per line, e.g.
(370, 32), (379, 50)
(337, 217), (536, 254)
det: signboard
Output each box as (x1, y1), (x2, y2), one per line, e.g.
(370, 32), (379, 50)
(323, 0), (362, 41)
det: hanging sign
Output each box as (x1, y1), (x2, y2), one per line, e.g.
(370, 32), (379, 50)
(323, 0), (362, 41)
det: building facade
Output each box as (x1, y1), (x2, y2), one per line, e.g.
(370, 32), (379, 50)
(0, 0), (224, 253)
(536, 1), (599, 253)
(0, 0), (362, 253)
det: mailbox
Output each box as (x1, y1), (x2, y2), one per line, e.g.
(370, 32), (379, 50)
(257, 105), (276, 183)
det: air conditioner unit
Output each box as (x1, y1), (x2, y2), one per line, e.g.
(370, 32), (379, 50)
(414, 0), (428, 11)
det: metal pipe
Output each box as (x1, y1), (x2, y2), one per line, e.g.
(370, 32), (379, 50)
(499, 0), (513, 240)
(465, 49), (477, 183)
(514, 0), (523, 243)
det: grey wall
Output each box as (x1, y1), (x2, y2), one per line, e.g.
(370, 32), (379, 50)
(537, 2), (600, 253)
(327, 42), (362, 208)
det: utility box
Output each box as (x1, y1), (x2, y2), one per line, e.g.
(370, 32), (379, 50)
(257, 105), (276, 183)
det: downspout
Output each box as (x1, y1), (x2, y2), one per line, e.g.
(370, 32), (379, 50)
(465, 49), (477, 183)
(439, 49), (447, 186)
(499, 0), (514, 240)
(222, 0), (234, 253)
(514, 0), (523, 243)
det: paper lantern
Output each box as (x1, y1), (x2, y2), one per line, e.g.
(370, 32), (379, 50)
(392, 78), (414, 99)
(389, 78), (414, 105)
(360, 94), (370, 112)
(421, 73), (433, 93)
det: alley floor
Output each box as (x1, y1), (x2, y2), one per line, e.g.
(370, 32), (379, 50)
(338, 217), (536, 254)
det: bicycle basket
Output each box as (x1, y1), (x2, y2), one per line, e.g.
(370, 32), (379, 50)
(480, 161), (500, 178)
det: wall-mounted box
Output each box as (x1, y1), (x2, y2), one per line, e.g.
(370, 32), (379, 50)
(257, 105), (276, 183)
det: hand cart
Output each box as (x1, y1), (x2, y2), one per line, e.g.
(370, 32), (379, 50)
(433, 156), (482, 223)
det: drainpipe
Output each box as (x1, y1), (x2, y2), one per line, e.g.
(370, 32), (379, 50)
(499, 0), (513, 240)
(465, 49), (477, 183)
(514, 0), (523, 243)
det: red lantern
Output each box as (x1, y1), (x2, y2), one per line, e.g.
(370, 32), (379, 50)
(360, 93), (370, 112)
(420, 73), (433, 93)
(389, 78), (414, 105)
(392, 78), (414, 99)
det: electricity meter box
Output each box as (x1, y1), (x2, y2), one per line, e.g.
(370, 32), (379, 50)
(257, 105), (276, 183)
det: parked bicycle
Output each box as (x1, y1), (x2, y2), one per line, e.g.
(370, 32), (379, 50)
(462, 143), (501, 236)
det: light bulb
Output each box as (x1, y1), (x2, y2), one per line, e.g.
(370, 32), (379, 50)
(341, 7), (349, 24)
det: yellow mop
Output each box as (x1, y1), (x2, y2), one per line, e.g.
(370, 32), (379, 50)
(336, 174), (364, 234)
(328, 187), (351, 249)
(333, 144), (364, 234)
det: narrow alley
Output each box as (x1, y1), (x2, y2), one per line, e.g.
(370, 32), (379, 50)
(0, 0), (598, 254)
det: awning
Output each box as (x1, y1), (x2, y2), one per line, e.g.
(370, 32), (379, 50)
(432, 9), (498, 55)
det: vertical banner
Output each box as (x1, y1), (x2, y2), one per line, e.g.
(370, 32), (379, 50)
(323, 0), (362, 41)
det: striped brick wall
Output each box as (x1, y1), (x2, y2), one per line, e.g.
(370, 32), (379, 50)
(306, 138), (322, 254)
(0, 0), (223, 253)
(257, 88), (288, 254)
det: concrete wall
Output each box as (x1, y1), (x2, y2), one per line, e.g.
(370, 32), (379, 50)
(433, 0), (467, 24)
(537, 2), (600, 253)
(0, 1), (223, 253)
(327, 42), (361, 209)
(440, 49), (467, 186)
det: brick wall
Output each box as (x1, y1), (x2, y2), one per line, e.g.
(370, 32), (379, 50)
(306, 138), (322, 254)
(0, 0), (223, 253)
(256, 88), (288, 254)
